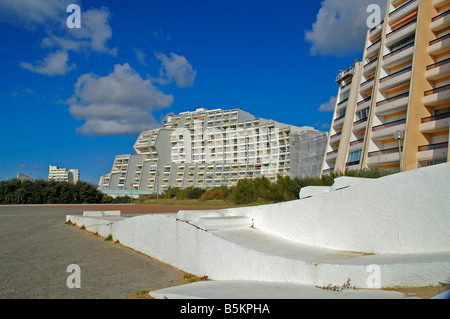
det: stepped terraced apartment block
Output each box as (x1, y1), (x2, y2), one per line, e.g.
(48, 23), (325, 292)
(322, 0), (450, 174)
(99, 108), (327, 196)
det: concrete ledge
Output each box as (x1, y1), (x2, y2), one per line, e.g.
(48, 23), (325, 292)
(83, 210), (121, 217)
(177, 210), (232, 221)
(66, 214), (126, 237)
(330, 176), (372, 192)
(196, 216), (253, 231)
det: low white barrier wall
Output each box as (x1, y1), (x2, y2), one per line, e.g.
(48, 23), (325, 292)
(226, 163), (450, 254)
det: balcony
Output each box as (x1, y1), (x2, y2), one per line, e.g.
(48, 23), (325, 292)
(385, 18), (417, 47)
(348, 138), (365, 153)
(426, 58), (450, 81)
(428, 33), (450, 56)
(352, 118), (368, 133)
(375, 92), (409, 116)
(366, 147), (402, 165)
(363, 58), (379, 75)
(371, 118), (407, 140)
(326, 150), (338, 161)
(369, 20), (383, 41)
(388, 0), (418, 25)
(417, 142), (449, 162)
(382, 42), (415, 69)
(431, 9), (450, 32)
(366, 38), (381, 58)
(420, 112), (450, 133)
(333, 114), (346, 128)
(329, 131), (342, 145)
(423, 84), (450, 106)
(346, 160), (361, 169)
(359, 77), (375, 95)
(356, 96), (372, 112)
(378, 67), (412, 92)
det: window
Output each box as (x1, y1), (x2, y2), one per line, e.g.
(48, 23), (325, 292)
(348, 150), (362, 163)
(356, 108), (369, 121)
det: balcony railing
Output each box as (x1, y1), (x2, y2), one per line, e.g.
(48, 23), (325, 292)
(372, 118), (407, 132)
(386, 18), (417, 38)
(364, 57), (378, 69)
(334, 114), (346, 122)
(353, 118), (368, 126)
(389, 0), (417, 17)
(346, 160), (361, 167)
(426, 57), (450, 71)
(337, 97), (349, 106)
(429, 33), (450, 46)
(376, 92), (410, 107)
(329, 131), (342, 140)
(418, 142), (448, 152)
(368, 146), (403, 158)
(431, 9), (450, 22)
(366, 38), (381, 51)
(383, 42), (415, 60)
(326, 150), (338, 157)
(360, 77), (375, 88)
(349, 138), (365, 146)
(421, 112), (450, 123)
(424, 84), (450, 97)
(357, 96), (372, 107)
(379, 66), (412, 83)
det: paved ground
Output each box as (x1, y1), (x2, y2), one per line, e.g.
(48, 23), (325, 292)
(0, 205), (191, 299)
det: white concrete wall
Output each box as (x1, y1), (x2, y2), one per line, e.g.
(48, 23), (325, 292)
(109, 213), (450, 288)
(67, 163), (450, 288)
(227, 163), (450, 254)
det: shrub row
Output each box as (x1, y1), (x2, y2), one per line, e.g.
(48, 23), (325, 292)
(0, 179), (104, 204)
(159, 167), (396, 205)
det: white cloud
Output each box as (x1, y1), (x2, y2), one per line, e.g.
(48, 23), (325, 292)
(134, 48), (148, 66)
(68, 63), (174, 136)
(318, 96), (337, 112)
(41, 6), (117, 56)
(305, 0), (386, 56)
(154, 52), (197, 88)
(1, 0), (117, 76)
(0, 0), (73, 29)
(19, 50), (75, 76)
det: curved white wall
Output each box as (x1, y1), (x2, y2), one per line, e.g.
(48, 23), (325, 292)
(228, 163), (450, 254)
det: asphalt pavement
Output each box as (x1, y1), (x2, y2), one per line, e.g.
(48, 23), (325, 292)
(0, 205), (186, 299)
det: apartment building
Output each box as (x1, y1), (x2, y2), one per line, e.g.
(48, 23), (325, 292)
(322, 0), (450, 174)
(48, 165), (80, 184)
(99, 108), (327, 196)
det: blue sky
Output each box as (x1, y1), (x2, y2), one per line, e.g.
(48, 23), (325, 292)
(0, 0), (386, 183)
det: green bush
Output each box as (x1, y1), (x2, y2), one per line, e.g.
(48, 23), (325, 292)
(0, 179), (104, 204)
(201, 186), (229, 200)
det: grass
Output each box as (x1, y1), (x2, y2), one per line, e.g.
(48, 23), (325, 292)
(183, 273), (209, 283)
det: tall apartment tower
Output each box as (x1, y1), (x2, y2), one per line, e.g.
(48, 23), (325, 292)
(322, 0), (450, 175)
(99, 108), (328, 196)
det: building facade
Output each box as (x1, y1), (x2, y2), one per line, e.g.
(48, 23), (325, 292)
(48, 165), (80, 184)
(99, 108), (327, 196)
(322, 0), (450, 174)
